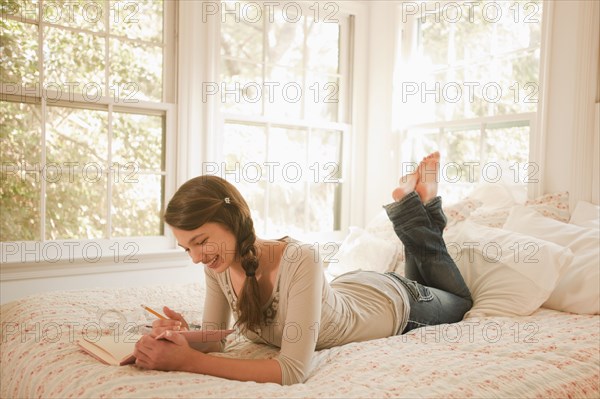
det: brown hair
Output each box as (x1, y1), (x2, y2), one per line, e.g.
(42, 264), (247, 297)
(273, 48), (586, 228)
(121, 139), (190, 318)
(164, 175), (262, 332)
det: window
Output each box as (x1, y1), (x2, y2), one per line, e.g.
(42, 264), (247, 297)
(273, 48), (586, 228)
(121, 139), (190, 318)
(1, 1), (176, 259)
(208, 1), (352, 237)
(395, 0), (543, 203)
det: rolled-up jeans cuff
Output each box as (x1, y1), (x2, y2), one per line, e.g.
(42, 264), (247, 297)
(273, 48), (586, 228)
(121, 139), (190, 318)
(383, 191), (432, 231)
(383, 191), (420, 217)
(424, 196), (442, 209)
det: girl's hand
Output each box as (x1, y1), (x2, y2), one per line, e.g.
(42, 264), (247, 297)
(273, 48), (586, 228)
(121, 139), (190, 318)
(134, 331), (195, 371)
(150, 306), (189, 337)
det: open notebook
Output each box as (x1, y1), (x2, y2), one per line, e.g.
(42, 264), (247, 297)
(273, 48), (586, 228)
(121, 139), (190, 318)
(78, 330), (235, 366)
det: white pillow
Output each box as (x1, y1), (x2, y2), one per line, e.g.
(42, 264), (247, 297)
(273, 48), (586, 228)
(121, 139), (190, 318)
(444, 221), (573, 318)
(569, 200), (600, 229)
(365, 209), (406, 274)
(327, 226), (399, 277)
(468, 178), (526, 210)
(503, 205), (600, 314)
(468, 191), (570, 228)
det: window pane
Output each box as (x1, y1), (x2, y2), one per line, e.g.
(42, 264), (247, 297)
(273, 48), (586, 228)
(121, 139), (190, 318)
(439, 128), (482, 203)
(0, 19), (38, 86)
(482, 124), (530, 167)
(43, 26), (105, 95)
(221, 16), (262, 61)
(223, 123), (266, 168)
(45, 106), (107, 239)
(481, 124), (531, 184)
(308, 182), (338, 231)
(420, 1), (542, 66)
(403, 129), (440, 162)
(267, 180), (306, 236)
(309, 129), (342, 178)
(267, 13), (304, 68)
(110, 39), (162, 102)
(220, 60), (262, 115)
(112, 173), (163, 237)
(307, 130), (342, 232)
(0, 172), (41, 241)
(234, 178), (267, 234)
(444, 128), (481, 179)
(46, 106), (107, 165)
(486, 1), (542, 53)
(46, 173), (107, 239)
(222, 123), (267, 230)
(0, 101), (42, 241)
(306, 17), (339, 74)
(112, 112), (163, 170)
(42, 0), (105, 32)
(420, 15), (491, 68)
(430, 68), (489, 121)
(109, 0), (163, 42)
(410, 0), (543, 123)
(0, 101), (41, 164)
(1, 0), (39, 21)
(266, 127), (307, 234)
(306, 73), (339, 122)
(265, 66), (302, 119)
(269, 127), (307, 182)
(499, 51), (540, 114)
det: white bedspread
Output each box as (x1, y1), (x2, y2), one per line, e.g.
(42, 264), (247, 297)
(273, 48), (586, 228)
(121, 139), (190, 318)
(1, 283), (598, 398)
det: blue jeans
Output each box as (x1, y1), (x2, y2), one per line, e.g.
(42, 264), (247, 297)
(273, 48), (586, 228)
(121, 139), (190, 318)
(383, 192), (472, 334)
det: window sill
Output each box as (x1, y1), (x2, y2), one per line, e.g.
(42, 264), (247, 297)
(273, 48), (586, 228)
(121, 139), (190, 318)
(0, 250), (189, 282)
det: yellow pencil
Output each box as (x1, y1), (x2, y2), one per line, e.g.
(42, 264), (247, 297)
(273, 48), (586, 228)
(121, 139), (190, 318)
(140, 304), (166, 319)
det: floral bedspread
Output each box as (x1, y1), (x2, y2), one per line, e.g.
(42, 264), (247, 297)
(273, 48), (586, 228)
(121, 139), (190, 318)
(1, 283), (598, 398)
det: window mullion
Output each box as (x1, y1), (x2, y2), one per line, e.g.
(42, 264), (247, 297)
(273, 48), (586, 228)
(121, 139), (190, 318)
(40, 100), (47, 242)
(107, 103), (113, 239)
(304, 127), (312, 232)
(338, 15), (352, 124)
(301, 17), (308, 120)
(264, 122), (271, 234)
(480, 122), (487, 174)
(39, 0), (47, 242)
(261, 9), (268, 117)
(438, 127), (445, 157)
(104, 0), (110, 103)
(105, 0), (112, 239)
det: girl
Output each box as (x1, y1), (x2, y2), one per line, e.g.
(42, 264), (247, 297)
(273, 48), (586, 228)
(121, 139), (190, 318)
(133, 151), (472, 385)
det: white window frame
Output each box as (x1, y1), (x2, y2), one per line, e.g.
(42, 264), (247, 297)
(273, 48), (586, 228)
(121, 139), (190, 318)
(395, 0), (552, 200)
(201, 1), (364, 240)
(0, 1), (185, 273)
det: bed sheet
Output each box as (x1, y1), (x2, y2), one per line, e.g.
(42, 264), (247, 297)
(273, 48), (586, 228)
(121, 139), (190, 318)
(1, 283), (598, 398)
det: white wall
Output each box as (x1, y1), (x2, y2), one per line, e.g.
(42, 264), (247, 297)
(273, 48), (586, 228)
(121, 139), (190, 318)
(542, 0), (600, 207)
(0, 251), (199, 304)
(362, 2), (400, 224)
(0, 262), (203, 304)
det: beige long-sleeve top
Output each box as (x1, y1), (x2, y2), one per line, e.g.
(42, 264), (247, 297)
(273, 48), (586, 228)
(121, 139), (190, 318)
(202, 237), (410, 385)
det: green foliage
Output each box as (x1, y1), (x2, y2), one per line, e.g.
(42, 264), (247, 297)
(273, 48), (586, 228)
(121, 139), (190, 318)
(0, 0), (165, 242)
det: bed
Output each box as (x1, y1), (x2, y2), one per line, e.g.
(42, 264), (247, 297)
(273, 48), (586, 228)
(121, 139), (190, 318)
(1, 187), (599, 398)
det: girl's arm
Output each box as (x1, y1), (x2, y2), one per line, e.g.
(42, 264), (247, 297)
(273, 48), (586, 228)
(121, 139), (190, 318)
(134, 331), (282, 383)
(183, 348), (282, 383)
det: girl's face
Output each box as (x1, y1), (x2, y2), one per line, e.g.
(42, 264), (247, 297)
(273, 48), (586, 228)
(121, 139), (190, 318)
(171, 222), (239, 273)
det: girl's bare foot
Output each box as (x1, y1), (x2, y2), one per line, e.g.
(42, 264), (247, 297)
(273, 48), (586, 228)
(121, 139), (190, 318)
(392, 171), (418, 202)
(415, 151), (440, 204)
